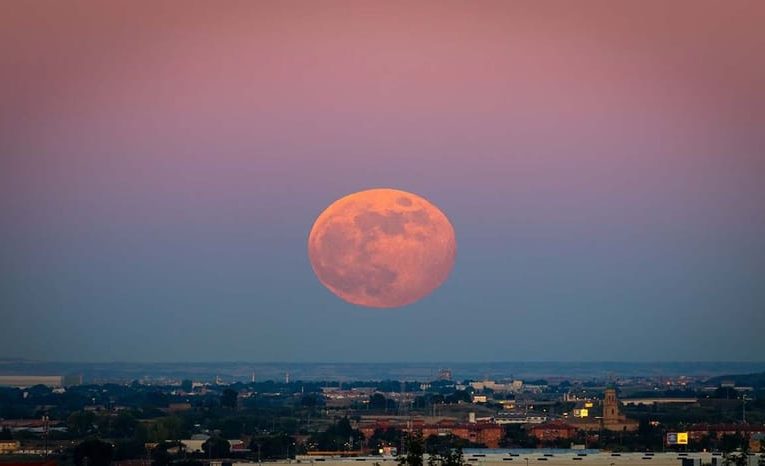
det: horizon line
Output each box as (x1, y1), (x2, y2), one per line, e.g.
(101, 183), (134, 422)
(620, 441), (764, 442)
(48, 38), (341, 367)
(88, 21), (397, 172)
(2, 359), (765, 365)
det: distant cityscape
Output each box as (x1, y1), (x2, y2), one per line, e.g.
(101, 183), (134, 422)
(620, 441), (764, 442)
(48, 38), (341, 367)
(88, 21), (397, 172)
(1, 361), (764, 466)
(3, 361), (765, 384)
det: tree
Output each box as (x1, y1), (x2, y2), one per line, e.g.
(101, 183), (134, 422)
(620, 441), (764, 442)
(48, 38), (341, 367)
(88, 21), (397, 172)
(413, 396), (428, 410)
(723, 452), (749, 466)
(219, 418), (245, 439)
(113, 439), (146, 461)
(73, 438), (114, 466)
(722, 433), (750, 466)
(500, 425), (536, 448)
(696, 434), (713, 452)
(220, 389), (238, 410)
(720, 433), (746, 453)
(202, 436), (231, 458)
(445, 391), (470, 404)
(399, 433), (425, 466)
(369, 427), (404, 452)
(174, 461), (204, 466)
(68, 411), (96, 436)
(151, 441), (182, 466)
(370, 394), (389, 411)
(145, 416), (186, 443)
(249, 433), (296, 459)
(311, 417), (365, 451)
(715, 387), (739, 399)
(425, 434), (479, 453)
(110, 411), (139, 438)
(428, 446), (465, 466)
(301, 394), (320, 408)
(181, 380), (193, 393)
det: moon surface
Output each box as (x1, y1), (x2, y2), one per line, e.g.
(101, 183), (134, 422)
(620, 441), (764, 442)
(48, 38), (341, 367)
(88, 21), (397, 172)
(308, 188), (457, 308)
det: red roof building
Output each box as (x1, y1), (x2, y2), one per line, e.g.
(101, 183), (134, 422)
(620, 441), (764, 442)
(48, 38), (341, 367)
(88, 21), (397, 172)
(530, 421), (578, 442)
(357, 419), (504, 448)
(686, 423), (765, 441)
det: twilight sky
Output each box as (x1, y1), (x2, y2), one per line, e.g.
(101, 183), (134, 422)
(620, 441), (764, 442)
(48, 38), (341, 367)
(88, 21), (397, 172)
(1, 0), (764, 363)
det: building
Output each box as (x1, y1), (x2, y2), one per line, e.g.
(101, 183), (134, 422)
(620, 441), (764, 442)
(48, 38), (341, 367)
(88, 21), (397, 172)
(0, 440), (21, 454)
(570, 400), (594, 418)
(687, 424), (765, 442)
(494, 413), (547, 424)
(0, 419), (48, 430)
(0, 376), (61, 388)
(0, 462), (56, 466)
(567, 387), (638, 432)
(168, 439), (246, 454)
(470, 380), (517, 393)
(621, 398), (698, 406)
(530, 421), (578, 441)
(0, 374), (81, 388)
(602, 387), (639, 432)
(751, 432), (765, 453)
(293, 452), (751, 466)
(357, 418), (504, 448)
(167, 403), (192, 413)
(421, 421), (503, 448)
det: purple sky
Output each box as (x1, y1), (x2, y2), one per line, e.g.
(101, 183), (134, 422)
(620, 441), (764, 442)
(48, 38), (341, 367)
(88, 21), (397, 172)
(1, 1), (764, 362)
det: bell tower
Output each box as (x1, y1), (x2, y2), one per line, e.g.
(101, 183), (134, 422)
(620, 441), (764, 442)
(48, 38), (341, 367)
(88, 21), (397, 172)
(599, 385), (638, 431)
(603, 387), (619, 424)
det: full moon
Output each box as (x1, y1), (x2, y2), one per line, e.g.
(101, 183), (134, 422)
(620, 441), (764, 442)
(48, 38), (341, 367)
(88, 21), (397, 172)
(308, 188), (457, 308)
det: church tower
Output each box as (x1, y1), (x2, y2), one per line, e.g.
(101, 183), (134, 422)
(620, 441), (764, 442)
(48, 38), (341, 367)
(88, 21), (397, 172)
(603, 387), (620, 424)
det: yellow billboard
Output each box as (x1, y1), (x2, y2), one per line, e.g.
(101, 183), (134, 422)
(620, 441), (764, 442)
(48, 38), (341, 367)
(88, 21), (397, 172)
(667, 432), (689, 445)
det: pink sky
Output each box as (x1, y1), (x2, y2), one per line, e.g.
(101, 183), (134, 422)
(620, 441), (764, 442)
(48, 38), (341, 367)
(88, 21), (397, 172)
(1, 1), (764, 361)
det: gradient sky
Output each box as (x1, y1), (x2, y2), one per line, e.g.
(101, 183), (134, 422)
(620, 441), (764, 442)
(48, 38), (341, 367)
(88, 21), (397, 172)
(1, 0), (764, 363)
